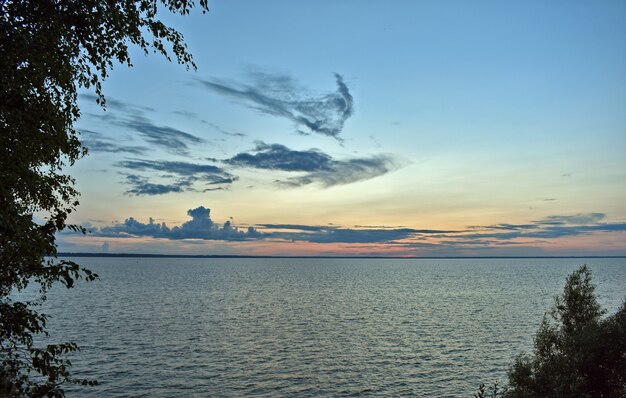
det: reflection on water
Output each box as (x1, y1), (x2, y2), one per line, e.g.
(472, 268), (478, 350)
(37, 258), (626, 397)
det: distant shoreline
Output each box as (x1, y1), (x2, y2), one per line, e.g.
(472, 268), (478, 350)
(58, 252), (626, 259)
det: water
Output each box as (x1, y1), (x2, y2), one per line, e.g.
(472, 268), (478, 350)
(31, 258), (626, 397)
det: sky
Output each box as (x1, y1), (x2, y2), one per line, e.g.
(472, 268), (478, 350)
(58, 0), (626, 256)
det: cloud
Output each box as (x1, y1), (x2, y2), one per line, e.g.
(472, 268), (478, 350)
(205, 122), (247, 137)
(265, 226), (452, 244)
(197, 72), (353, 139)
(478, 223), (540, 231)
(80, 130), (147, 155)
(74, 208), (626, 253)
(79, 101), (204, 155)
(79, 94), (154, 113)
(443, 213), (626, 243)
(224, 142), (404, 187)
(118, 159), (229, 176)
(98, 206), (259, 241)
(257, 224), (329, 232)
(281, 155), (402, 188)
(259, 224), (453, 243)
(123, 175), (191, 195)
(172, 110), (198, 118)
(537, 213), (606, 225)
(88, 207), (452, 244)
(120, 116), (203, 156)
(116, 160), (236, 195)
(225, 142), (333, 172)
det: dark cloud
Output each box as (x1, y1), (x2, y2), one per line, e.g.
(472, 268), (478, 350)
(116, 160), (236, 195)
(267, 227), (451, 244)
(123, 175), (190, 195)
(80, 130), (147, 155)
(260, 223), (451, 234)
(257, 224), (329, 232)
(270, 229), (417, 244)
(197, 72), (353, 139)
(226, 142), (333, 172)
(257, 223), (453, 244)
(224, 142), (404, 187)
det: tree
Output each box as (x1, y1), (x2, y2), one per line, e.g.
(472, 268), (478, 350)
(1, 1), (208, 395)
(477, 265), (626, 398)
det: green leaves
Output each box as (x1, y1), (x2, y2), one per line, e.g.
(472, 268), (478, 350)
(503, 266), (626, 398)
(1, 1), (208, 396)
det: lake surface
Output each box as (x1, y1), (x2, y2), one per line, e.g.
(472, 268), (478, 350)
(33, 258), (626, 397)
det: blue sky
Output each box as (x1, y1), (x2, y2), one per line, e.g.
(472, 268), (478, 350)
(59, 0), (626, 256)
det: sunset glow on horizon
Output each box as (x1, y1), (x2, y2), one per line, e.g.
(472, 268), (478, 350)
(59, 1), (626, 256)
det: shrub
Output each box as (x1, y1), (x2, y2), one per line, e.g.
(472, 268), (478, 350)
(477, 265), (626, 398)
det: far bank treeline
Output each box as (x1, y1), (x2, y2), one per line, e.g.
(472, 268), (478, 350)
(476, 265), (626, 398)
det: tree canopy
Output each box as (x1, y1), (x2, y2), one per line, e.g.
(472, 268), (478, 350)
(1, 1), (207, 396)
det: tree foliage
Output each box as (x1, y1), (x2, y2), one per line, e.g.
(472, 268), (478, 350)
(1, 1), (207, 396)
(478, 265), (626, 398)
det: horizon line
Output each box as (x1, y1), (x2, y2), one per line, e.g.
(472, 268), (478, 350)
(57, 252), (626, 259)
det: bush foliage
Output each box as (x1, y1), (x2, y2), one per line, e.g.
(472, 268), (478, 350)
(477, 265), (626, 398)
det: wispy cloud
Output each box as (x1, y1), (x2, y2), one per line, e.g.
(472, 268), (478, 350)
(261, 224), (453, 244)
(117, 159), (228, 176)
(204, 122), (247, 138)
(79, 94), (155, 113)
(171, 110), (198, 119)
(80, 130), (147, 155)
(224, 142), (404, 187)
(476, 223), (540, 231)
(79, 99), (204, 155)
(120, 116), (203, 156)
(197, 72), (354, 139)
(537, 213), (606, 225)
(116, 160), (236, 195)
(442, 213), (626, 244)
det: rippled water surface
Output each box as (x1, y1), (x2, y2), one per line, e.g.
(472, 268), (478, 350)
(35, 258), (626, 397)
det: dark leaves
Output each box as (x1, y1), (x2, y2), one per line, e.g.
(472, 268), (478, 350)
(1, 0), (207, 395)
(500, 266), (626, 398)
